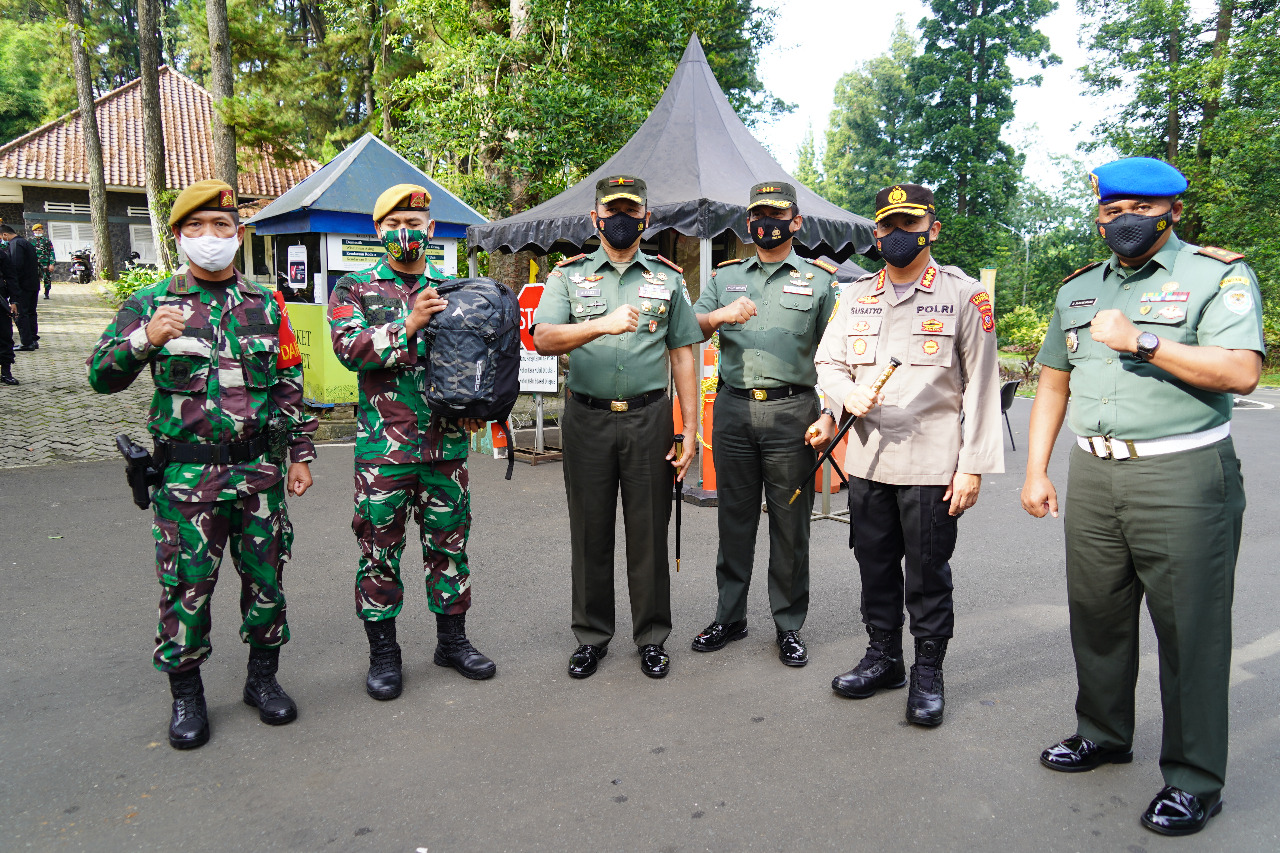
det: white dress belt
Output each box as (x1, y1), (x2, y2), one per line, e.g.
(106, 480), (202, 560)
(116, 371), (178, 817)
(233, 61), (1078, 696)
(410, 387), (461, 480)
(1075, 422), (1230, 460)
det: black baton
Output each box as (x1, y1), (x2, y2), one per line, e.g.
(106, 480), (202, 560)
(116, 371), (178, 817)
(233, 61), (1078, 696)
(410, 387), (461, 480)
(790, 357), (902, 505)
(673, 435), (684, 572)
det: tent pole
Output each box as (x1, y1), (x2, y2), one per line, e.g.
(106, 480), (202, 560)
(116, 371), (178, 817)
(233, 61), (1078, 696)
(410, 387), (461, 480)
(467, 245), (478, 278)
(697, 236), (712, 490)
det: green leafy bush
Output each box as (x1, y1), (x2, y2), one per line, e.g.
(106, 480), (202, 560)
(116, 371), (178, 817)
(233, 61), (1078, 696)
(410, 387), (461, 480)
(104, 266), (170, 307)
(997, 304), (1049, 382)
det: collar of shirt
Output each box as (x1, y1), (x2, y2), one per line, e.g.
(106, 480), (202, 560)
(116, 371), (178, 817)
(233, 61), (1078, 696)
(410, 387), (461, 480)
(739, 249), (801, 276)
(371, 256), (443, 290)
(1104, 231), (1184, 280)
(170, 268), (249, 305)
(585, 246), (657, 276)
(873, 264), (937, 302)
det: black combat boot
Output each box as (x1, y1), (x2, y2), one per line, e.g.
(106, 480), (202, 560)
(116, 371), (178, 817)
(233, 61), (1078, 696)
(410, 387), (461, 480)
(364, 618), (403, 700)
(168, 669), (210, 750)
(434, 613), (496, 680)
(243, 646), (298, 725)
(1, 366), (17, 386)
(906, 637), (948, 727)
(831, 624), (906, 699)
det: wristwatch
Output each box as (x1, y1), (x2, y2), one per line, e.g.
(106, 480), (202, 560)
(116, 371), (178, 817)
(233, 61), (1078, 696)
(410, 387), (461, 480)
(1134, 332), (1160, 362)
(820, 407), (835, 419)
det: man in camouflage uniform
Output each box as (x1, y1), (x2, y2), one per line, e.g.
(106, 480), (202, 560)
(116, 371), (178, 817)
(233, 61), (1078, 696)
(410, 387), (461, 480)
(328, 183), (495, 702)
(30, 223), (54, 299)
(87, 180), (317, 750)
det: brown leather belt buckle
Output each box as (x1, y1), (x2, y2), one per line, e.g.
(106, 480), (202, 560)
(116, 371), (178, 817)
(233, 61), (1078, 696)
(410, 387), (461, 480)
(752, 389), (767, 401)
(610, 400), (629, 412)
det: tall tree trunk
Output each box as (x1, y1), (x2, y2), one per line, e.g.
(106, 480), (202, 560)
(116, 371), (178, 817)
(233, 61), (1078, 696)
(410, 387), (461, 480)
(138, 0), (175, 270)
(1167, 19), (1180, 161)
(1198, 0), (1235, 162)
(206, 0), (238, 190)
(66, 0), (117, 280)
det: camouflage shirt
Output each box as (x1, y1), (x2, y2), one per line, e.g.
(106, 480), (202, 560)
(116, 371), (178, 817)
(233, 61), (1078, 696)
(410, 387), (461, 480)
(87, 270), (318, 502)
(328, 257), (469, 466)
(31, 235), (54, 268)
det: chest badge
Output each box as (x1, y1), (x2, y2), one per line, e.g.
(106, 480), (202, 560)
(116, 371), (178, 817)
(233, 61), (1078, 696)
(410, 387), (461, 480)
(852, 338), (868, 356)
(642, 270), (656, 282)
(920, 318), (944, 333)
(852, 320), (870, 333)
(922, 339), (940, 355)
(1161, 281), (1179, 293)
(657, 304), (667, 315)
(1066, 329), (1079, 352)
(575, 304), (584, 314)
(857, 295), (879, 304)
(656, 272), (668, 282)
(570, 275), (586, 285)
(1140, 305), (1152, 315)
(585, 275), (604, 283)
(649, 320), (658, 333)
(641, 300), (652, 312)
(1158, 305), (1186, 321)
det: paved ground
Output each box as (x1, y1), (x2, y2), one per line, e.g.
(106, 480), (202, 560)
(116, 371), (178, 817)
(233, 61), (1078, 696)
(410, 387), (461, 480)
(2, 301), (1279, 852)
(1, 283), (151, 467)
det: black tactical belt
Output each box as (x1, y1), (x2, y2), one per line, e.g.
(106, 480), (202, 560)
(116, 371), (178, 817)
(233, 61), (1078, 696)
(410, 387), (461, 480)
(572, 389), (667, 413)
(156, 434), (269, 465)
(722, 383), (813, 402)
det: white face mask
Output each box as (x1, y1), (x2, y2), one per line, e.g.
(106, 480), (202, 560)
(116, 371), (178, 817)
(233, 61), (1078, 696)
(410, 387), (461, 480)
(180, 234), (240, 272)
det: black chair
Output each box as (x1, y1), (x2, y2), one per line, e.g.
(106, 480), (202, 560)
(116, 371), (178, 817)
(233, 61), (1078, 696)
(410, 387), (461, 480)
(1000, 379), (1021, 450)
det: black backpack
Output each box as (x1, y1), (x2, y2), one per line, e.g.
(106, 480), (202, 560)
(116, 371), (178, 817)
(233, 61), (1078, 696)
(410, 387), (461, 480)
(418, 277), (521, 479)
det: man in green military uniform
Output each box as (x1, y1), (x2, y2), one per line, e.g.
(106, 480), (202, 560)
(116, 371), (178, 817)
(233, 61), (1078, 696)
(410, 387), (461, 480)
(532, 175), (701, 679)
(30, 223), (54, 299)
(688, 181), (839, 667)
(1022, 157), (1264, 836)
(329, 183), (495, 702)
(87, 179), (318, 750)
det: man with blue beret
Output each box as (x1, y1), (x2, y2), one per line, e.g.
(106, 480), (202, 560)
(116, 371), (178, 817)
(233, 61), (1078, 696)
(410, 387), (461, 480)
(1021, 156), (1264, 836)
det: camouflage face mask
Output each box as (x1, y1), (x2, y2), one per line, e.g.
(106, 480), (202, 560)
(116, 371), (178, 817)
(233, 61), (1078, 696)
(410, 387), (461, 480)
(381, 227), (426, 263)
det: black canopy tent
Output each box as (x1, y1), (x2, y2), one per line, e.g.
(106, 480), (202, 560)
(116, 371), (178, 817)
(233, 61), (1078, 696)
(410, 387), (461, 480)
(466, 34), (875, 284)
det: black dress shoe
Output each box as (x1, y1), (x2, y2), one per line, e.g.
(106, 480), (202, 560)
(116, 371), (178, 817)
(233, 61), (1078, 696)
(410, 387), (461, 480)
(777, 629), (808, 667)
(567, 644), (607, 679)
(1039, 734), (1133, 772)
(1, 373), (17, 386)
(1141, 786), (1222, 836)
(16, 344), (36, 352)
(639, 644), (669, 678)
(691, 619), (747, 652)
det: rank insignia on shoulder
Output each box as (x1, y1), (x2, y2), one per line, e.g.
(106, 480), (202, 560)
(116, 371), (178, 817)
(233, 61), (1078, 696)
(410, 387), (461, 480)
(716, 258), (745, 268)
(1062, 261), (1104, 283)
(807, 258), (839, 274)
(656, 254), (683, 273)
(1197, 246), (1245, 263)
(556, 253), (587, 267)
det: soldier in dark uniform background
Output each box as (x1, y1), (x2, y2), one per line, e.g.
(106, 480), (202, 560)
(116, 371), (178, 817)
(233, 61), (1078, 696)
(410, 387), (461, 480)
(1023, 157), (1264, 836)
(30, 223), (55, 300)
(1, 224), (40, 351)
(689, 181), (840, 667)
(328, 183), (496, 702)
(816, 183), (1003, 727)
(87, 179), (317, 750)
(0, 236), (17, 384)
(532, 175), (701, 680)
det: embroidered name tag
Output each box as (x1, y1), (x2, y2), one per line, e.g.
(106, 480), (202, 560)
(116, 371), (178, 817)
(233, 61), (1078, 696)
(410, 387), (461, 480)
(576, 289), (601, 297)
(783, 285), (813, 296)
(1068, 298), (1096, 308)
(725, 285), (747, 293)
(637, 284), (670, 300)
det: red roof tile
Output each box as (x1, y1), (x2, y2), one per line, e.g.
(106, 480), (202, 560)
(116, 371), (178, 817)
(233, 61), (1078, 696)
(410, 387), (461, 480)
(0, 66), (315, 198)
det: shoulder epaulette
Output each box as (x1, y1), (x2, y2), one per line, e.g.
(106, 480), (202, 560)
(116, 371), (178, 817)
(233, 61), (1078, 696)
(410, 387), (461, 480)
(556, 253), (587, 267)
(656, 254), (683, 273)
(716, 258), (745, 268)
(1062, 261), (1103, 284)
(807, 258), (839, 275)
(1197, 246), (1245, 264)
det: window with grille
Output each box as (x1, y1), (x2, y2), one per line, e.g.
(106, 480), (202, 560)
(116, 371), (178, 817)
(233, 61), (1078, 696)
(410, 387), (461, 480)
(44, 201), (90, 215)
(47, 221), (94, 261)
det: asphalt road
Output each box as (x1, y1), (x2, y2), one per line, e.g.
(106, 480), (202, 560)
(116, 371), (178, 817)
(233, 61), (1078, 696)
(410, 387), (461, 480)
(2, 391), (1278, 852)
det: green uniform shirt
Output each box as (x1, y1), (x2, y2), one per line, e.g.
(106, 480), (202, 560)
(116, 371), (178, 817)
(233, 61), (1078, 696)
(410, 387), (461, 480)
(695, 251), (839, 388)
(1037, 233), (1265, 440)
(531, 248), (702, 400)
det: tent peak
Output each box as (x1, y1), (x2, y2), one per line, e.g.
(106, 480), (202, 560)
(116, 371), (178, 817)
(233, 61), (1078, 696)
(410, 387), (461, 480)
(680, 32), (709, 66)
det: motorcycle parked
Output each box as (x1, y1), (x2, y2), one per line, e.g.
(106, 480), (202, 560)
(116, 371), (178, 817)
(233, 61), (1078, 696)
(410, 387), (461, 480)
(68, 247), (94, 283)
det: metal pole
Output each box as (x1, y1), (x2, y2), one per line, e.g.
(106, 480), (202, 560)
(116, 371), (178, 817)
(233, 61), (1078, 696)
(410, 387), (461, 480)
(1021, 235), (1030, 305)
(697, 236), (711, 489)
(534, 392), (545, 454)
(467, 246), (478, 278)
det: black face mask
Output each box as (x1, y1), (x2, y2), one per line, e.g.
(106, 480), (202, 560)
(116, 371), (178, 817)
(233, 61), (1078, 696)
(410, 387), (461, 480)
(598, 212), (646, 250)
(876, 227), (932, 268)
(1096, 210), (1173, 258)
(750, 216), (794, 251)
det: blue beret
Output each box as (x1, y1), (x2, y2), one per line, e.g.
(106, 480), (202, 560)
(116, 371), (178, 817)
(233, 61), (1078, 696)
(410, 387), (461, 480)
(1089, 157), (1188, 204)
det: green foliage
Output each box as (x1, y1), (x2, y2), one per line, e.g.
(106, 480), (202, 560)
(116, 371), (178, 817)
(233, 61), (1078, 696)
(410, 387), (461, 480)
(103, 263), (169, 307)
(996, 303), (1049, 381)
(0, 22), (47, 142)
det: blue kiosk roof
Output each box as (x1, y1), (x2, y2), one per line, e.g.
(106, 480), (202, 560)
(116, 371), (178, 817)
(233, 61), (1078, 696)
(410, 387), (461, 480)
(250, 133), (487, 240)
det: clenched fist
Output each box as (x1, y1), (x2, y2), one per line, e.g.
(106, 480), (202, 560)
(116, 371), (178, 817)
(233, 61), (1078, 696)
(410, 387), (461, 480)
(602, 304), (640, 335)
(145, 305), (186, 347)
(405, 287), (447, 336)
(715, 296), (757, 327)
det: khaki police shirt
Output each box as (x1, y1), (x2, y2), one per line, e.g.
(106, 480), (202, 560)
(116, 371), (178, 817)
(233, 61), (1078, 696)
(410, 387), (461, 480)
(693, 251), (839, 389)
(1037, 233), (1265, 441)
(531, 248), (703, 400)
(815, 263), (1004, 485)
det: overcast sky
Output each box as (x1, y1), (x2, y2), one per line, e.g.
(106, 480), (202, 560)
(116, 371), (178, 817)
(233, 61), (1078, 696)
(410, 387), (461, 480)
(751, 0), (1123, 190)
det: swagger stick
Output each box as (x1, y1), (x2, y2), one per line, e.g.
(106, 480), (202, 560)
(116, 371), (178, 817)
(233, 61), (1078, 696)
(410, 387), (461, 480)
(672, 435), (684, 572)
(789, 357), (902, 505)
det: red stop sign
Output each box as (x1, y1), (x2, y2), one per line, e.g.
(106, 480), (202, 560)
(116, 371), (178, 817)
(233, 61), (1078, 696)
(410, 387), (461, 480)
(518, 283), (544, 351)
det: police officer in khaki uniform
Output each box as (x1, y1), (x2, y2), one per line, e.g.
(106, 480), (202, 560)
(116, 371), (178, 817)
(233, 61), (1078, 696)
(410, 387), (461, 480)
(1022, 158), (1263, 837)
(532, 175), (702, 680)
(816, 183), (1003, 727)
(689, 181), (840, 667)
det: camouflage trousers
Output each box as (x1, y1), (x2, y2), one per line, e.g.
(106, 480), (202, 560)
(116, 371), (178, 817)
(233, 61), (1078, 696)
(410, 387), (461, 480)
(151, 482), (293, 674)
(353, 460), (471, 621)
